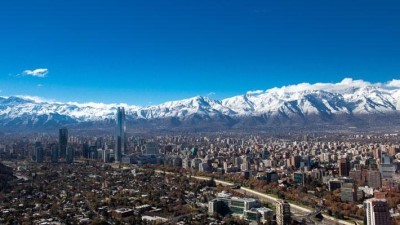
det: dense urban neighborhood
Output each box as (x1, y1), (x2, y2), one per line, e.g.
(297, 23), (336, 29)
(2, 0), (400, 224)
(1, 122), (400, 224)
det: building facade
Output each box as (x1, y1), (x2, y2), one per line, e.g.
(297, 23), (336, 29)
(145, 142), (158, 155)
(66, 146), (74, 164)
(341, 183), (357, 202)
(59, 127), (68, 158)
(364, 198), (391, 225)
(35, 145), (44, 163)
(115, 107), (126, 162)
(339, 158), (350, 177)
(276, 200), (291, 225)
(51, 144), (59, 163)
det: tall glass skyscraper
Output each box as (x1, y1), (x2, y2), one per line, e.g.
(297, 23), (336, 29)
(59, 127), (68, 158)
(115, 107), (126, 162)
(51, 144), (59, 163)
(35, 142), (44, 163)
(66, 146), (74, 164)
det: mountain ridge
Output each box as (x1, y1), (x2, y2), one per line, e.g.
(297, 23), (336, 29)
(1, 78), (400, 132)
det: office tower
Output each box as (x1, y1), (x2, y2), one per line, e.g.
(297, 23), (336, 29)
(82, 143), (90, 158)
(349, 169), (363, 185)
(59, 127), (68, 158)
(380, 163), (395, 179)
(103, 149), (110, 163)
(340, 183), (357, 202)
(115, 107), (126, 162)
(291, 155), (302, 169)
(339, 158), (350, 177)
(145, 142), (158, 155)
(89, 146), (98, 160)
(35, 142), (44, 163)
(66, 146), (74, 164)
(380, 153), (395, 179)
(51, 144), (59, 163)
(364, 198), (391, 225)
(367, 170), (382, 189)
(276, 200), (291, 225)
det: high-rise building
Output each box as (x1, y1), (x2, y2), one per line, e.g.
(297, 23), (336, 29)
(144, 142), (158, 155)
(276, 200), (291, 225)
(364, 198), (391, 225)
(103, 149), (111, 163)
(367, 170), (382, 189)
(115, 107), (126, 162)
(59, 127), (68, 158)
(340, 183), (357, 202)
(291, 155), (302, 169)
(89, 146), (98, 160)
(339, 158), (350, 177)
(82, 143), (90, 158)
(51, 144), (59, 163)
(35, 142), (44, 163)
(66, 146), (74, 164)
(349, 169), (363, 185)
(380, 153), (395, 179)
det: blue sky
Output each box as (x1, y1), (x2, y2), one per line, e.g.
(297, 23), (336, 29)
(0, 0), (399, 105)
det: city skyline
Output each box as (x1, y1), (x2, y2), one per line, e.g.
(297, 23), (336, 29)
(1, 1), (400, 224)
(2, 128), (399, 224)
(1, 1), (399, 105)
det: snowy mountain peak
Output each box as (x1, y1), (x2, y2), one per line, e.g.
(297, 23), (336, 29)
(0, 78), (400, 130)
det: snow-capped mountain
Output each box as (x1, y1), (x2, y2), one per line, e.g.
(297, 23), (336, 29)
(222, 78), (400, 117)
(1, 78), (400, 131)
(134, 96), (235, 119)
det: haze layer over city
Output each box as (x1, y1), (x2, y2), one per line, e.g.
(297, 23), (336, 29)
(1, 1), (400, 225)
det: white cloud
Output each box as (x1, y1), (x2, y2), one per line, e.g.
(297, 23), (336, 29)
(23, 68), (48, 78)
(37, 84), (43, 87)
(268, 78), (369, 93)
(207, 92), (216, 96)
(262, 78), (400, 96)
(15, 95), (52, 103)
(386, 79), (400, 88)
(246, 90), (264, 95)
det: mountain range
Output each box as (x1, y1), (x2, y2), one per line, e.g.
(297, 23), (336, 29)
(2, 78), (400, 132)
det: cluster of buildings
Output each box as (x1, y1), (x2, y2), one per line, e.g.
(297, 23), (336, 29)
(208, 191), (290, 224)
(32, 128), (72, 164)
(1, 107), (400, 224)
(0, 162), (219, 225)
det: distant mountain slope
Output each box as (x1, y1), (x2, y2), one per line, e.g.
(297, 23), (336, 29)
(1, 78), (400, 131)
